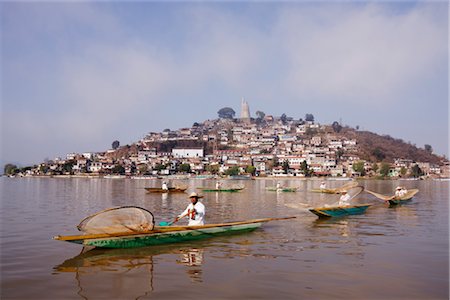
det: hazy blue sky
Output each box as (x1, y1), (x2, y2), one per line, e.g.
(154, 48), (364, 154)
(1, 1), (448, 167)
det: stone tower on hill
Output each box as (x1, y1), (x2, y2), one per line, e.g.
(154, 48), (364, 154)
(240, 98), (250, 121)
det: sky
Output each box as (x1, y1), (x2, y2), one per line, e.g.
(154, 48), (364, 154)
(1, 1), (448, 168)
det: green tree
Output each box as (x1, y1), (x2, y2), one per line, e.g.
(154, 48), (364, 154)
(154, 163), (166, 171)
(352, 161), (366, 176)
(332, 121), (342, 133)
(178, 163), (191, 173)
(112, 140), (120, 150)
(4, 163), (18, 175)
(255, 111), (265, 120)
(112, 165), (125, 174)
(206, 164), (220, 174)
(245, 165), (256, 175)
(225, 166), (240, 176)
(372, 148), (386, 161)
(424, 144), (433, 153)
(139, 165), (148, 174)
(305, 113), (314, 122)
(411, 164), (424, 178)
(282, 160), (290, 174)
(62, 160), (75, 174)
(300, 161), (312, 177)
(372, 163), (379, 174)
(217, 107), (236, 119)
(379, 163), (391, 177)
(400, 166), (407, 177)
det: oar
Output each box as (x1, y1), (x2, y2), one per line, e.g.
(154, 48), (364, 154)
(365, 189), (395, 201)
(158, 220), (174, 226)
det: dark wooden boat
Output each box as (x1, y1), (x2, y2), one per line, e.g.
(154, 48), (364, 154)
(145, 187), (187, 193)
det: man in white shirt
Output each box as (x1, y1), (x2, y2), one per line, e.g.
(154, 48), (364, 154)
(174, 192), (205, 226)
(215, 181), (222, 190)
(339, 191), (351, 206)
(162, 181), (169, 191)
(320, 182), (326, 190)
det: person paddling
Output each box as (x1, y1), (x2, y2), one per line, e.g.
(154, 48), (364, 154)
(173, 192), (205, 226)
(339, 190), (351, 206)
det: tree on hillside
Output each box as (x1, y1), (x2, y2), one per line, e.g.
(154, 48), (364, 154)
(4, 164), (17, 175)
(300, 160), (313, 177)
(280, 113), (287, 124)
(218, 107), (236, 119)
(411, 164), (424, 178)
(379, 163), (391, 177)
(178, 163), (191, 173)
(282, 160), (290, 174)
(225, 166), (240, 176)
(332, 121), (342, 133)
(112, 140), (120, 150)
(305, 113), (314, 122)
(352, 161), (366, 176)
(256, 111), (265, 120)
(424, 144), (433, 153)
(245, 165), (256, 175)
(372, 163), (379, 174)
(372, 147), (386, 161)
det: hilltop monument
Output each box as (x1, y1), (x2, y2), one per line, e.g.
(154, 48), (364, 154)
(240, 98), (251, 122)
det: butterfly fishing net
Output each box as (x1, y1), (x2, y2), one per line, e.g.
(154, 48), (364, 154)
(77, 206), (155, 234)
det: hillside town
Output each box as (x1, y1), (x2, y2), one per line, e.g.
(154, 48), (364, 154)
(5, 100), (449, 179)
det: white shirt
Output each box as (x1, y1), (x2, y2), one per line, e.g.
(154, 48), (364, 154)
(215, 182), (221, 189)
(320, 183), (326, 189)
(339, 193), (351, 206)
(178, 201), (205, 226)
(162, 183), (168, 190)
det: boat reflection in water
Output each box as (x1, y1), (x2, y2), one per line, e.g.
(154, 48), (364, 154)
(53, 245), (206, 298)
(177, 248), (204, 283)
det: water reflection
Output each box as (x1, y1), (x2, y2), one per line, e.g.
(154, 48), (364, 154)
(177, 248), (204, 283)
(53, 245), (207, 298)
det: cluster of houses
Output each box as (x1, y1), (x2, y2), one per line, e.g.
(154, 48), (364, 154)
(18, 115), (450, 179)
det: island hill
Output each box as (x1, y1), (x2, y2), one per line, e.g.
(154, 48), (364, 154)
(5, 106), (449, 179)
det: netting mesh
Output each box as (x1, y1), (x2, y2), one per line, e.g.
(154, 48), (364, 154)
(77, 206), (155, 234)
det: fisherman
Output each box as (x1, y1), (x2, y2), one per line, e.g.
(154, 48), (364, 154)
(215, 181), (222, 190)
(276, 182), (282, 190)
(394, 186), (405, 198)
(162, 181), (169, 191)
(339, 190), (352, 206)
(174, 192), (205, 226)
(320, 181), (327, 190)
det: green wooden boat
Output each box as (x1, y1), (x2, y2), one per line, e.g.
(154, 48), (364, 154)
(266, 187), (298, 192)
(145, 187), (187, 193)
(309, 204), (372, 218)
(54, 217), (295, 249)
(388, 189), (419, 205)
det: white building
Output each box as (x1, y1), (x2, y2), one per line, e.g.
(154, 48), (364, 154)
(172, 148), (204, 158)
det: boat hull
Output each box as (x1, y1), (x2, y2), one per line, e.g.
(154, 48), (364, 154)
(388, 197), (413, 206)
(266, 187), (298, 192)
(309, 204), (372, 218)
(200, 188), (242, 192)
(145, 188), (187, 193)
(59, 223), (262, 249)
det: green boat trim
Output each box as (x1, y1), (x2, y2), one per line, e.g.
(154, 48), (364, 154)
(54, 217), (296, 249)
(309, 204), (372, 218)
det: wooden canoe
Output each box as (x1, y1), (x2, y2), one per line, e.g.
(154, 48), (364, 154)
(309, 204), (372, 218)
(365, 189), (419, 205)
(145, 187), (187, 193)
(198, 187), (244, 192)
(266, 187), (298, 192)
(54, 217), (295, 249)
(388, 189), (419, 205)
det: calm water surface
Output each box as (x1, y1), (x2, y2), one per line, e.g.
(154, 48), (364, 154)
(1, 177), (448, 299)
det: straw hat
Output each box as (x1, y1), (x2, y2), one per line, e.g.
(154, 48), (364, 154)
(188, 192), (203, 199)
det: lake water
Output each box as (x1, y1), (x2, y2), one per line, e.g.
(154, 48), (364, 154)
(1, 177), (448, 299)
